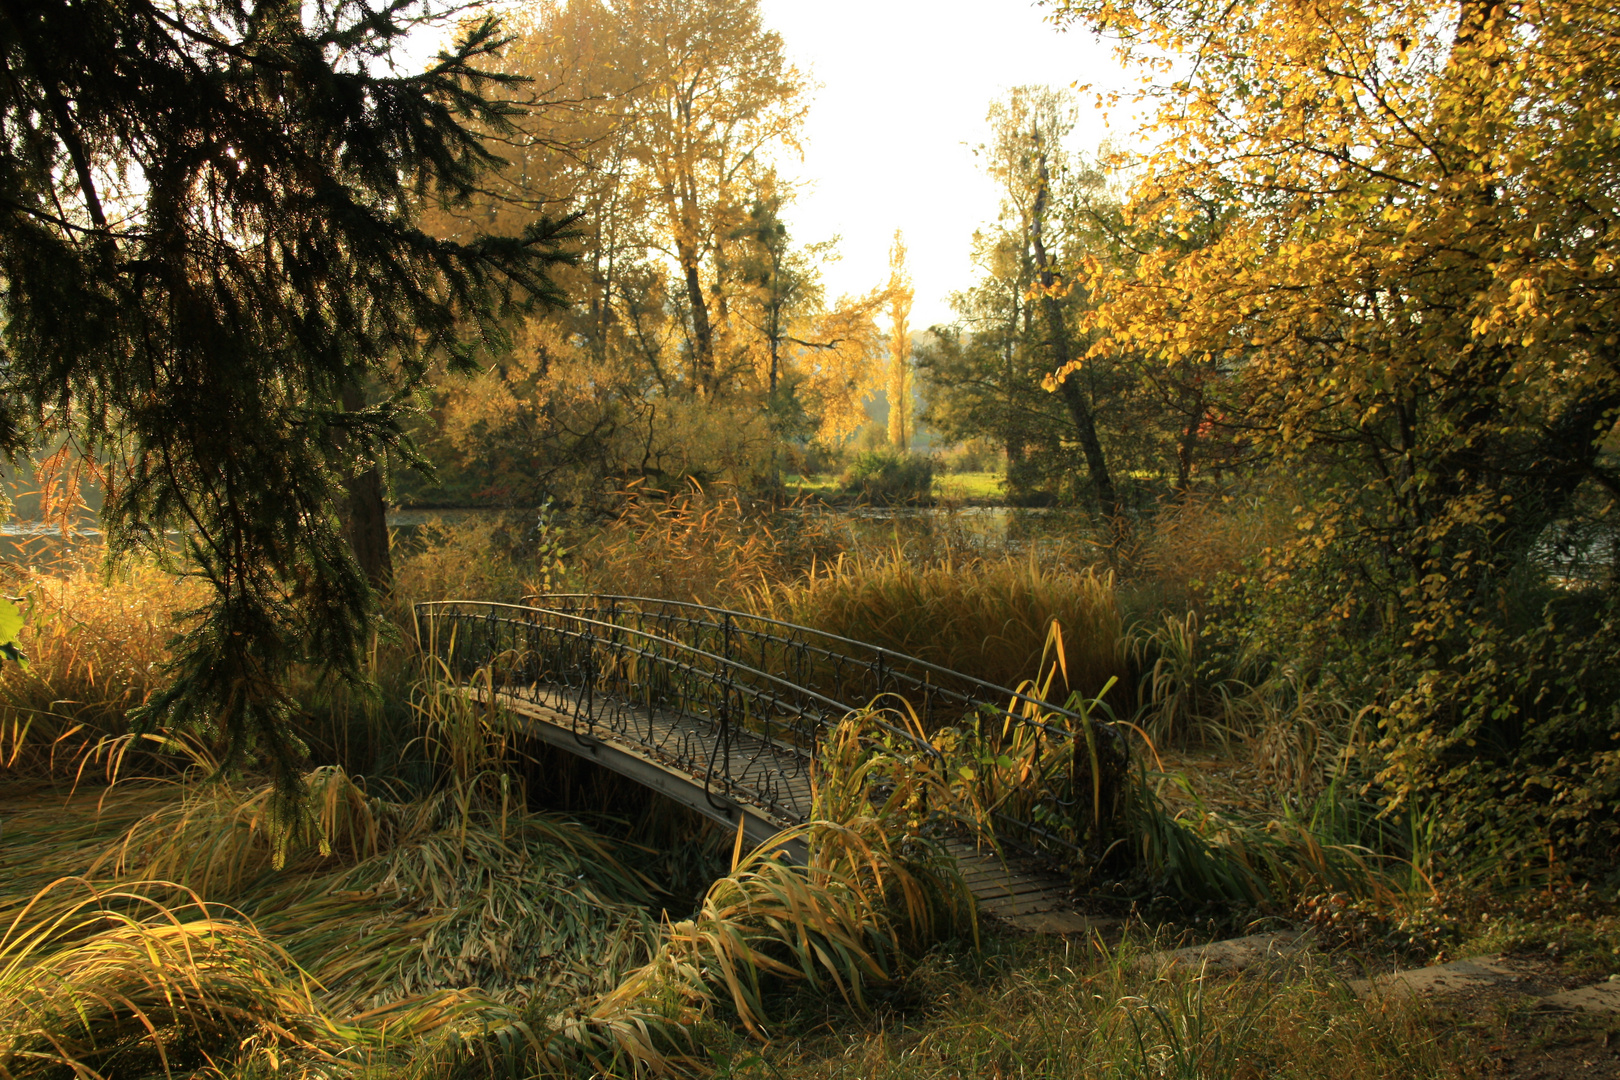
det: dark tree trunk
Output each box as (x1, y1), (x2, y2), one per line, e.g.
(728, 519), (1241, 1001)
(1175, 403), (1204, 494)
(341, 383), (393, 591)
(1029, 139), (1120, 528)
(1056, 375), (1120, 521)
(683, 259), (715, 393)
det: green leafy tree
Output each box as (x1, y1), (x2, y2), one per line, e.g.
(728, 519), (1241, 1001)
(920, 86), (1180, 512)
(0, 0), (572, 810)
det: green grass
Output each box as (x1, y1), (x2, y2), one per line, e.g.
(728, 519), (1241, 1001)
(783, 473), (842, 496)
(934, 470), (1004, 501)
(779, 471), (1008, 503)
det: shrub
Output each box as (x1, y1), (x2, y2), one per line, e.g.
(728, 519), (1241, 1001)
(839, 450), (935, 505)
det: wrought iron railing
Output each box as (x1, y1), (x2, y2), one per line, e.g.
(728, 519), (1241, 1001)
(414, 595), (1127, 861)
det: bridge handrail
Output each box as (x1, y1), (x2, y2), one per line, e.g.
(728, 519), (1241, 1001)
(414, 601), (940, 758)
(416, 595), (1127, 861)
(520, 593), (1124, 744)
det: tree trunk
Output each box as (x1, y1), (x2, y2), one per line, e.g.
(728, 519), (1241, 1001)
(682, 259), (715, 393)
(1175, 403), (1204, 494)
(341, 383), (393, 591)
(1029, 139), (1120, 527)
(1056, 376), (1120, 521)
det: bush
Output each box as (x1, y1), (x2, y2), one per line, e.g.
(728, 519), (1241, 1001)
(839, 450), (935, 505)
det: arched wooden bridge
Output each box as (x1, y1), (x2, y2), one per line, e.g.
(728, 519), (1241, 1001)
(414, 595), (1126, 930)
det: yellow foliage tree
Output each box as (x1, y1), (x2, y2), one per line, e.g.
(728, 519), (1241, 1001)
(415, 0), (887, 500)
(886, 232), (914, 449)
(1053, 0), (1620, 861)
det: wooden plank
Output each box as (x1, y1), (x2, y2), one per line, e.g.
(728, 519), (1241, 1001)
(979, 892), (1075, 917)
(962, 876), (1060, 896)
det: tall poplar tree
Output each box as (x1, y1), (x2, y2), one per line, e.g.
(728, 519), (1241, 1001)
(0, 0), (572, 806)
(885, 231), (914, 450)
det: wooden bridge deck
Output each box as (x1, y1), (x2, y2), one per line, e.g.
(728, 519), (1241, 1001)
(477, 686), (1106, 934)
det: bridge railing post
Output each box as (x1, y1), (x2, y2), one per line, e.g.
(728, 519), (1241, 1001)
(712, 611), (734, 803)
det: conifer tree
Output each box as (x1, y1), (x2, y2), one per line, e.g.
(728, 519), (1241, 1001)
(0, 0), (572, 811)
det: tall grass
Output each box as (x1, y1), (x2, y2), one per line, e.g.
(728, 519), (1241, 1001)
(1119, 492), (1292, 617)
(0, 507), (1464, 1077)
(0, 879), (333, 1078)
(389, 513), (539, 614)
(0, 561), (208, 780)
(0, 662), (987, 1078)
(752, 547), (1128, 701)
(1114, 762), (1406, 909)
(572, 482), (841, 605)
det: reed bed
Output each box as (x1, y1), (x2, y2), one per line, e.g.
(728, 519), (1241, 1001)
(0, 561), (208, 780)
(752, 548), (1129, 703)
(572, 483), (842, 606)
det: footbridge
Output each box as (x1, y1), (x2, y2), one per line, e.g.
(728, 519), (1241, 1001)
(414, 596), (1127, 927)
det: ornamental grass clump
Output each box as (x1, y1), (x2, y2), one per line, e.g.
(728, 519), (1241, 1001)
(0, 879), (334, 1079)
(0, 654), (991, 1078)
(0, 561), (208, 780)
(0, 671), (673, 1077)
(515, 709), (979, 1077)
(753, 547), (1127, 702)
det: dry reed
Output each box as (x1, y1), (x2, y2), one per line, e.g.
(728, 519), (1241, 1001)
(573, 482), (839, 605)
(752, 547), (1128, 702)
(0, 561), (208, 780)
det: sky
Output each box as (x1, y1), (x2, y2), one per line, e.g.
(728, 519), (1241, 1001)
(401, 0), (1145, 329)
(757, 0), (1139, 327)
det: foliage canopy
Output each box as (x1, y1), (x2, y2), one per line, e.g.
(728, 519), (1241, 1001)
(1051, 0), (1620, 861)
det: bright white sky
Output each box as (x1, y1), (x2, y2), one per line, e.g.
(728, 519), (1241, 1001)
(405, 0), (1143, 329)
(758, 0), (1137, 328)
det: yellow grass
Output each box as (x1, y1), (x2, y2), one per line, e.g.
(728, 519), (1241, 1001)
(0, 561), (208, 780)
(752, 547), (1128, 702)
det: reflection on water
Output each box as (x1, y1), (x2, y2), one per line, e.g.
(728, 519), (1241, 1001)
(0, 518), (104, 568)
